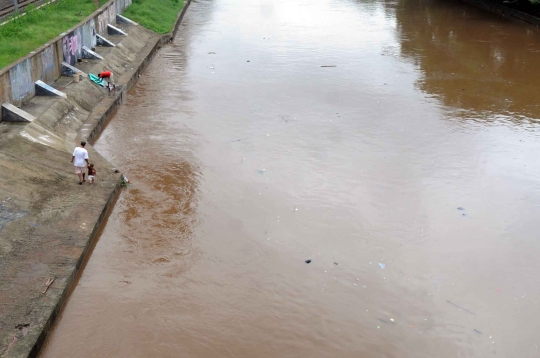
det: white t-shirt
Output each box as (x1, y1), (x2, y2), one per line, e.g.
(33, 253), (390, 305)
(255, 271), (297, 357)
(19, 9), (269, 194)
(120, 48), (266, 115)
(73, 147), (89, 167)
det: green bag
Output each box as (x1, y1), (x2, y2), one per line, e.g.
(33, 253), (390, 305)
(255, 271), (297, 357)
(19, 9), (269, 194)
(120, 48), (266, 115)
(89, 73), (107, 87)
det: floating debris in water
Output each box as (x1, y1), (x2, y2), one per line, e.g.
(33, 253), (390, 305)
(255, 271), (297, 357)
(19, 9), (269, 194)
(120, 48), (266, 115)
(231, 137), (249, 143)
(305, 259), (311, 264)
(378, 263), (385, 269)
(446, 300), (476, 315)
(121, 175), (130, 187)
(457, 207), (465, 210)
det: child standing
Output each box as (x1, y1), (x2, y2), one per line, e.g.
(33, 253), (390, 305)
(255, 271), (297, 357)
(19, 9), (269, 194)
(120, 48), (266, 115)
(88, 163), (97, 184)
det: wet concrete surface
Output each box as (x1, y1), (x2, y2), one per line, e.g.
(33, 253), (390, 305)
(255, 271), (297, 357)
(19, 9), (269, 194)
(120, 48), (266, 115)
(41, 0), (540, 356)
(0, 23), (166, 357)
(0, 129), (119, 358)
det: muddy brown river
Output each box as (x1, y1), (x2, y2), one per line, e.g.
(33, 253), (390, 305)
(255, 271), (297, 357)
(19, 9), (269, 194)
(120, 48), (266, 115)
(41, 0), (540, 356)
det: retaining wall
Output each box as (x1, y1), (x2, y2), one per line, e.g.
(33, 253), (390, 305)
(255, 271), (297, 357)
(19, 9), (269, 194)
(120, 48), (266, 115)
(0, 1), (191, 355)
(0, 0), (131, 112)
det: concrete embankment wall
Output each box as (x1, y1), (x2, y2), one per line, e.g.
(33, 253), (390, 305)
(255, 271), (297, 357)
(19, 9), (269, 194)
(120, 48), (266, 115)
(0, 1), (191, 357)
(0, 0), (131, 113)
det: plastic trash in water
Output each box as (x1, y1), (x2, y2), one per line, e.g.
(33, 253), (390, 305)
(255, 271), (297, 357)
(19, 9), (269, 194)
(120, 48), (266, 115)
(378, 263), (385, 269)
(121, 175), (130, 187)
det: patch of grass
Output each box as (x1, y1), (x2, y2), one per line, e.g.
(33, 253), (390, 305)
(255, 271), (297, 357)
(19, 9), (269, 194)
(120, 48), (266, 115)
(123, 0), (183, 34)
(0, 0), (108, 69)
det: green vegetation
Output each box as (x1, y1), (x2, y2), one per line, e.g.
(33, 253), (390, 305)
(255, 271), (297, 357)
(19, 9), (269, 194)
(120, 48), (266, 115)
(0, 0), (107, 69)
(123, 0), (183, 34)
(0, 0), (183, 69)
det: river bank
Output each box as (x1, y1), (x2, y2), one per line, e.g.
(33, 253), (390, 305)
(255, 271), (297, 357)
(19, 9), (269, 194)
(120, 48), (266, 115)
(39, 0), (540, 356)
(0, 1), (190, 356)
(457, 0), (540, 26)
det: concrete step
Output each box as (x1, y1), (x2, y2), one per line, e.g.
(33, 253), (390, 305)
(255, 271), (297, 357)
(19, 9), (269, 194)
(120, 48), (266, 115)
(21, 96), (61, 118)
(1, 102), (36, 123)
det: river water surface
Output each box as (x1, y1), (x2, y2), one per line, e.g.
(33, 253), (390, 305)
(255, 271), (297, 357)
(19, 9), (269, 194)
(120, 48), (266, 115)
(41, 0), (540, 356)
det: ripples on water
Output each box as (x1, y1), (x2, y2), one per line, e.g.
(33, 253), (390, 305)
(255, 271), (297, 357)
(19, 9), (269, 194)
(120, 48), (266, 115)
(41, 0), (540, 356)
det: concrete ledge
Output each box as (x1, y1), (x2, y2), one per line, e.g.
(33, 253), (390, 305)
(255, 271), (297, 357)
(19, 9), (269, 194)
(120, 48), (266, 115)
(107, 24), (127, 36)
(35, 80), (67, 98)
(96, 34), (116, 47)
(61, 62), (79, 76)
(82, 35), (165, 142)
(84, 0), (193, 142)
(168, 0), (192, 41)
(1, 102), (36, 123)
(116, 14), (138, 25)
(26, 178), (122, 358)
(82, 46), (104, 60)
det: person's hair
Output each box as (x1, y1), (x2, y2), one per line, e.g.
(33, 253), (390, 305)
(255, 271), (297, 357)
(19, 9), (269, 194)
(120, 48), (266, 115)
(81, 141), (86, 147)
(89, 163), (94, 167)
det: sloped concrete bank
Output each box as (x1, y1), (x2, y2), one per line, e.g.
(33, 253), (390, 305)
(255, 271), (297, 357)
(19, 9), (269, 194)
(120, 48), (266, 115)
(0, 0), (133, 109)
(0, 2), (191, 357)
